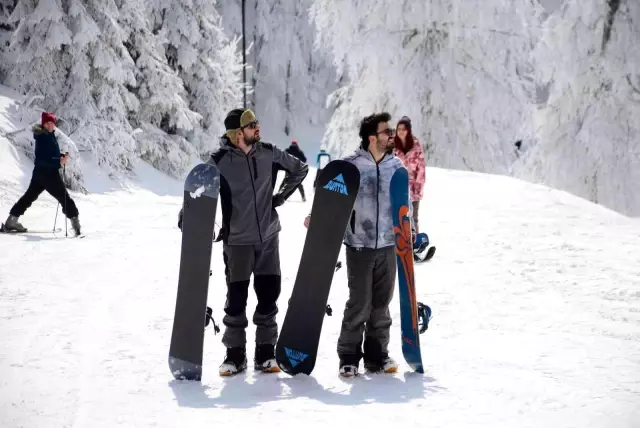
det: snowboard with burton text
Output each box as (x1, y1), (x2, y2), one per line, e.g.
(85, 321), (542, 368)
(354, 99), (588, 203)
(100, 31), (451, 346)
(276, 160), (360, 376)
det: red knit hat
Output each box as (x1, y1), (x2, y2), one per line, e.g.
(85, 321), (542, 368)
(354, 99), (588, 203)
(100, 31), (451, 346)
(41, 112), (56, 126)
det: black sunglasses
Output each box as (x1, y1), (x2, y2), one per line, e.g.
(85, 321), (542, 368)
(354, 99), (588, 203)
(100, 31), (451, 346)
(241, 120), (259, 130)
(377, 127), (395, 136)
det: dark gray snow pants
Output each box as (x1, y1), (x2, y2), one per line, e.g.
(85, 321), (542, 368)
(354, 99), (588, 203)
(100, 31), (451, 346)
(337, 245), (396, 364)
(221, 234), (281, 348)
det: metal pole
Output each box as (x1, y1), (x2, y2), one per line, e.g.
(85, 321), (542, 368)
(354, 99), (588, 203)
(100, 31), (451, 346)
(242, 0), (247, 109)
(63, 164), (68, 237)
(54, 202), (59, 232)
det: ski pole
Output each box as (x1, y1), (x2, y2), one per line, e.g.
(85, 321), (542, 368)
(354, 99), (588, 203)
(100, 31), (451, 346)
(53, 202), (59, 232)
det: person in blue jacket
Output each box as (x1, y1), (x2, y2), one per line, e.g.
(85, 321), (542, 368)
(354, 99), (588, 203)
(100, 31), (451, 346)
(304, 112), (408, 377)
(313, 147), (331, 188)
(2, 112), (81, 235)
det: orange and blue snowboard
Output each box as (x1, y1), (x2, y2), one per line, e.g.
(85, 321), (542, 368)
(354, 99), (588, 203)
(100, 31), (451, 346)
(390, 166), (424, 373)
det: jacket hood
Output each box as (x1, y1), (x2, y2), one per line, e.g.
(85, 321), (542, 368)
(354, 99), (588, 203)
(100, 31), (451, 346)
(216, 135), (245, 156)
(216, 135), (270, 157)
(353, 148), (396, 165)
(32, 124), (51, 135)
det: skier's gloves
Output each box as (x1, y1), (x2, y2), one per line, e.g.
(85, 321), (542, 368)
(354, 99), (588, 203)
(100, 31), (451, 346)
(178, 208), (183, 230)
(272, 193), (285, 209)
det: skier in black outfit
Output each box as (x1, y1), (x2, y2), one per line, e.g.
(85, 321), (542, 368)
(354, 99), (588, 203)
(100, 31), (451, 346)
(178, 108), (308, 376)
(2, 112), (81, 236)
(280, 140), (307, 201)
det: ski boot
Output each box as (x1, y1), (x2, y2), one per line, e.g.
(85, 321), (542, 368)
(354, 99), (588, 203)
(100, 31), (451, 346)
(1, 215), (27, 233)
(70, 217), (81, 236)
(219, 346), (247, 376)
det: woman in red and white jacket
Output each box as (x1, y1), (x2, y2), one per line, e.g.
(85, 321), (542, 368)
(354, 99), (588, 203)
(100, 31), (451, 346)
(393, 116), (426, 233)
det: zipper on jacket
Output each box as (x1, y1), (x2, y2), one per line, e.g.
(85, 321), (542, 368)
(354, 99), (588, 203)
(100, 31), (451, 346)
(375, 163), (380, 249)
(252, 157), (258, 180)
(245, 154), (263, 242)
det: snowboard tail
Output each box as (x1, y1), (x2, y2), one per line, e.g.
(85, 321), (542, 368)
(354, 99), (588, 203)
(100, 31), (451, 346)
(390, 167), (424, 373)
(276, 160), (360, 376)
(169, 162), (220, 381)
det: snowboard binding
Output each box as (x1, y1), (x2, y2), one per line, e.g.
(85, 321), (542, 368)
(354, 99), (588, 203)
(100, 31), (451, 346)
(417, 302), (432, 334)
(413, 233), (436, 263)
(204, 271), (221, 332)
(205, 306), (220, 334)
(321, 262), (341, 317)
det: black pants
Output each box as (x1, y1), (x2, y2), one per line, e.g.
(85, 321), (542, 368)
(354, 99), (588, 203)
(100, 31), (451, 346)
(337, 246), (396, 364)
(297, 184), (305, 200)
(221, 234), (281, 348)
(10, 168), (79, 218)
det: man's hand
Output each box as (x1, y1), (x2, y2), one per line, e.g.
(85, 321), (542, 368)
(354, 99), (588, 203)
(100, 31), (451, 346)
(272, 193), (285, 209)
(60, 153), (69, 165)
(303, 215), (310, 228)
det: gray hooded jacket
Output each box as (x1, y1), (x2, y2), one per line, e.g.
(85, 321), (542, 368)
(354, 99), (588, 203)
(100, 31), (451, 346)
(343, 148), (411, 249)
(207, 136), (308, 245)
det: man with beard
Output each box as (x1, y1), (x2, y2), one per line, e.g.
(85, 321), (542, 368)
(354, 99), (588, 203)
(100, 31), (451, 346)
(303, 112), (412, 377)
(179, 108), (308, 376)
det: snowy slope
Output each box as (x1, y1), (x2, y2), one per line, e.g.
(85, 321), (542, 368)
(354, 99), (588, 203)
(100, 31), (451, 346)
(1, 142), (640, 426)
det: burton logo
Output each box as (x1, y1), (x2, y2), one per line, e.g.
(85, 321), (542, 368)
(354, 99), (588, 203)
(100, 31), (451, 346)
(323, 173), (348, 195)
(284, 347), (308, 368)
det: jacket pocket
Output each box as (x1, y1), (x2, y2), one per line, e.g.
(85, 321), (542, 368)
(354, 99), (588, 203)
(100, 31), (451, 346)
(350, 210), (356, 234)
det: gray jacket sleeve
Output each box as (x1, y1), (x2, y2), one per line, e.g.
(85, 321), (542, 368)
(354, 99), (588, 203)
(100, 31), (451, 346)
(273, 146), (309, 201)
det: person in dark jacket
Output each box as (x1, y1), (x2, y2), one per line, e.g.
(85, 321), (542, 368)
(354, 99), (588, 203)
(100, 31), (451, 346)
(2, 112), (81, 236)
(281, 140), (307, 201)
(178, 108), (308, 376)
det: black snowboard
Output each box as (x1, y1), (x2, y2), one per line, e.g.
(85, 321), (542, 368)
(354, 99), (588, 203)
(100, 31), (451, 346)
(276, 160), (360, 376)
(169, 162), (220, 381)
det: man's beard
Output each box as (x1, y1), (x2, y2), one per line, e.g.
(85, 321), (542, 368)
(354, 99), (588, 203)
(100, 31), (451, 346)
(378, 139), (392, 154)
(245, 133), (260, 145)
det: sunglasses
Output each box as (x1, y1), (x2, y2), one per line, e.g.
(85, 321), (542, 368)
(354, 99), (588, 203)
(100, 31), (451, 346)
(377, 127), (395, 136)
(241, 120), (259, 130)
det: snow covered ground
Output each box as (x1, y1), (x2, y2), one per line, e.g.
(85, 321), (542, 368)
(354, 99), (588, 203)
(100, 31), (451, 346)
(1, 110), (640, 426)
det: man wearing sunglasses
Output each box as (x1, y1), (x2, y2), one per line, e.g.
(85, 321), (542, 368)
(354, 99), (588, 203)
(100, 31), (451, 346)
(304, 112), (412, 377)
(179, 108), (308, 376)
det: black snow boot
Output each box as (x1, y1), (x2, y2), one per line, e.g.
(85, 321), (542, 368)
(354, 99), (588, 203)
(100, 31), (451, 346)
(219, 346), (247, 376)
(254, 344), (280, 373)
